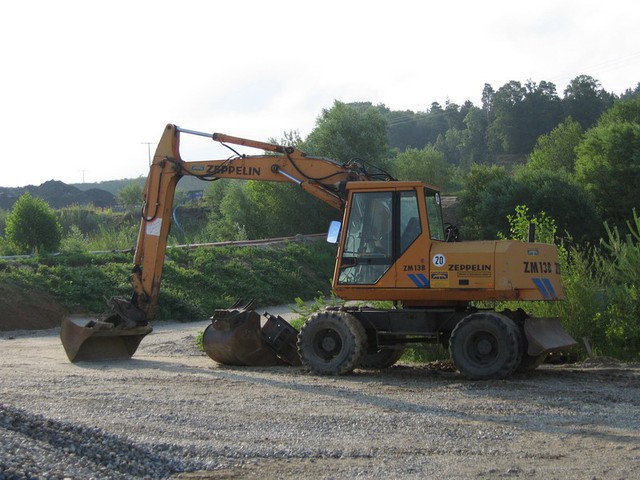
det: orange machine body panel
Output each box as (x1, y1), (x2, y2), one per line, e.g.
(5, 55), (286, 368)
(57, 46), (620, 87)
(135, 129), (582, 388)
(332, 182), (564, 305)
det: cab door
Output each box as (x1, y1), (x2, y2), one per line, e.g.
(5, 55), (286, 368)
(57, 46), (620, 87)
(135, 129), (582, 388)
(337, 190), (394, 285)
(395, 187), (445, 289)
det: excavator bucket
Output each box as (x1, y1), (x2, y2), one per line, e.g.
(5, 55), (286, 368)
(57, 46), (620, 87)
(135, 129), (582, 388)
(60, 299), (153, 362)
(523, 316), (577, 356)
(202, 299), (301, 366)
(61, 315), (152, 362)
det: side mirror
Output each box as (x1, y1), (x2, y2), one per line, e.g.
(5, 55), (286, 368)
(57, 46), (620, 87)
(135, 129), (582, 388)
(327, 221), (342, 244)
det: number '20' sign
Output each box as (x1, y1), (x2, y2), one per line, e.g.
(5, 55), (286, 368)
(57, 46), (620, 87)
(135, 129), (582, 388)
(432, 254), (446, 267)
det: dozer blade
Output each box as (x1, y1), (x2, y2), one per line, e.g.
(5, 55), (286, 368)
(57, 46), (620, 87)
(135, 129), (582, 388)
(523, 316), (577, 356)
(60, 314), (152, 362)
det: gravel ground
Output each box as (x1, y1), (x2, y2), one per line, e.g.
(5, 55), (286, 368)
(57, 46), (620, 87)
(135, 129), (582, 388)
(1, 307), (639, 480)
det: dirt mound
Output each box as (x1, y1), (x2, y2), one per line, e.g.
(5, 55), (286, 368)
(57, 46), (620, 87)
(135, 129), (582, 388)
(0, 282), (67, 331)
(0, 180), (116, 210)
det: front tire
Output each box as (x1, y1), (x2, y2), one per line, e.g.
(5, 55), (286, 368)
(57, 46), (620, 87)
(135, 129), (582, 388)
(298, 310), (367, 375)
(449, 312), (521, 380)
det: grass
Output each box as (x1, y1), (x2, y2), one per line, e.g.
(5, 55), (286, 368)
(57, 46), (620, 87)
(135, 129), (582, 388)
(0, 240), (336, 321)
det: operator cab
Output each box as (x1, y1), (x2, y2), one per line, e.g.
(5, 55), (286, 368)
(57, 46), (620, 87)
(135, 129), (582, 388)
(332, 182), (444, 286)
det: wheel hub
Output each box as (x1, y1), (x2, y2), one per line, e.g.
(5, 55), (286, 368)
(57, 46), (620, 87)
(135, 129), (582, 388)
(314, 328), (342, 359)
(321, 336), (337, 352)
(477, 338), (493, 356)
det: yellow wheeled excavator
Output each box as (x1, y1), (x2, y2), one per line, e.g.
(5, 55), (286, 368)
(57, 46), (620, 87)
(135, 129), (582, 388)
(60, 124), (576, 379)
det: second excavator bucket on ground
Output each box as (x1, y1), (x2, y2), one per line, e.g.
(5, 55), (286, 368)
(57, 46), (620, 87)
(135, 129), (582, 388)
(60, 314), (152, 362)
(202, 299), (301, 366)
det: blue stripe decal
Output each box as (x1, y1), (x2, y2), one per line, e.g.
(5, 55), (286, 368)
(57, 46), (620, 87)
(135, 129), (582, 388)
(408, 274), (429, 288)
(532, 278), (551, 300)
(542, 277), (558, 299)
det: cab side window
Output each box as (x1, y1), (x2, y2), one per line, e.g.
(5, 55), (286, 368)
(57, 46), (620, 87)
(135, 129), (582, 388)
(399, 191), (421, 253)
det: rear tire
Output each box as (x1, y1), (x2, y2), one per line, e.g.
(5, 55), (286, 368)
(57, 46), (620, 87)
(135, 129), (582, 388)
(513, 315), (548, 373)
(449, 312), (521, 380)
(298, 310), (367, 375)
(360, 347), (405, 369)
(516, 353), (548, 372)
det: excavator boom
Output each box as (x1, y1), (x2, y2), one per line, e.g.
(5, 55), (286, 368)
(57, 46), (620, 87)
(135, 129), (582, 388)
(60, 124), (382, 362)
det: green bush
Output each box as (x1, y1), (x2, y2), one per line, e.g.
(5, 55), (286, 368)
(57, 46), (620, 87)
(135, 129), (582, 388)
(590, 212), (640, 359)
(0, 209), (8, 236)
(57, 205), (103, 235)
(59, 225), (88, 254)
(5, 193), (62, 254)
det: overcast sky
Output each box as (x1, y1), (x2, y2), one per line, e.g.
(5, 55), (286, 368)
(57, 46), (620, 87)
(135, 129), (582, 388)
(1, 0), (638, 188)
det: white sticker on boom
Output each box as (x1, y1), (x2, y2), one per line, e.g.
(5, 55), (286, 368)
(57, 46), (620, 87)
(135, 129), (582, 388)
(146, 218), (162, 236)
(432, 253), (446, 267)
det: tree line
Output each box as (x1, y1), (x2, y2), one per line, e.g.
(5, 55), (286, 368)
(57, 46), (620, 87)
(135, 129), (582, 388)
(198, 75), (639, 247)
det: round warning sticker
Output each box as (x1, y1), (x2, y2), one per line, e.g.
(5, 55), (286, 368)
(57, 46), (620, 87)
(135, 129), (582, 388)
(432, 253), (446, 267)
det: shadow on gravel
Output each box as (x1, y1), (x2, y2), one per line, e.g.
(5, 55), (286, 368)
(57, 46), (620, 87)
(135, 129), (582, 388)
(0, 404), (188, 478)
(68, 356), (640, 448)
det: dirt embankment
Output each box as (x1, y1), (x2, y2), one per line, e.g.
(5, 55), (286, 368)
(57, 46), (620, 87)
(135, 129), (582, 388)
(0, 283), (67, 331)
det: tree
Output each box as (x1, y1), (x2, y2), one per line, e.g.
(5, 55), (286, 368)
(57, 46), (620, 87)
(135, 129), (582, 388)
(487, 80), (563, 156)
(486, 80), (526, 155)
(620, 83), (640, 100)
(210, 181), (256, 240)
(5, 193), (62, 254)
(527, 117), (583, 173)
(244, 181), (336, 238)
(562, 75), (615, 129)
(385, 108), (430, 150)
(458, 165), (509, 239)
(434, 128), (464, 168)
(521, 80), (564, 148)
(459, 166), (599, 243)
(481, 83), (495, 119)
(459, 106), (489, 165)
(117, 179), (144, 212)
(304, 101), (389, 168)
(575, 97), (640, 227)
(393, 146), (453, 190)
